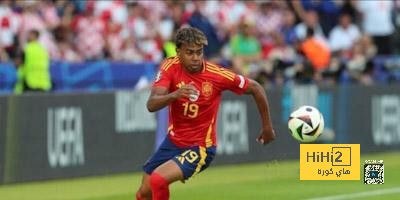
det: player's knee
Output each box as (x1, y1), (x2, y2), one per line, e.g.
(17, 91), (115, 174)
(149, 172), (169, 190)
(136, 188), (151, 200)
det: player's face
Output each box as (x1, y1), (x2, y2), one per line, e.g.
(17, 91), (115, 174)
(177, 43), (204, 73)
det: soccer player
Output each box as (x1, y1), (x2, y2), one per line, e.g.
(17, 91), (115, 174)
(136, 27), (275, 200)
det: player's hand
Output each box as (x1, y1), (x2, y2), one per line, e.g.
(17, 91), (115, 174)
(256, 128), (275, 145)
(172, 83), (198, 100)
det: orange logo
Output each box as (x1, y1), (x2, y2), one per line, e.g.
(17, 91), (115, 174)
(202, 82), (213, 98)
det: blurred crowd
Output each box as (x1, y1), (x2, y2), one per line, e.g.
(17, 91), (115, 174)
(1, 0), (400, 86)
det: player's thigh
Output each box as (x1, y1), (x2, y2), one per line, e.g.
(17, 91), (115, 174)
(153, 159), (184, 183)
(143, 136), (182, 175)
(172, 146), (216, 180)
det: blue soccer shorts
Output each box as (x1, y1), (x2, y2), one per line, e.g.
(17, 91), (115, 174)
(143, 136), (216, 180)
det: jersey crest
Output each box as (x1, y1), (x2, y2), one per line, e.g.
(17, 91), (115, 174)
(202, 81), (213, 99)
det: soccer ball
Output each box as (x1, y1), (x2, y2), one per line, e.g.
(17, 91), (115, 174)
(288, 106), (324, 143)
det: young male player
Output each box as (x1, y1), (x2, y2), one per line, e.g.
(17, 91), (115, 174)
(136, 27), (275, 200)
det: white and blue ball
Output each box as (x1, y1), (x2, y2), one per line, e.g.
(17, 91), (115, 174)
(288, 106), (324, 143)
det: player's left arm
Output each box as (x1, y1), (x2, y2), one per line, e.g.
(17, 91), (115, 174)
(245, 79), (276, 145)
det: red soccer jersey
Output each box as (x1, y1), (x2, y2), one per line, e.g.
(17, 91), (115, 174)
(153, 56), (249, 148)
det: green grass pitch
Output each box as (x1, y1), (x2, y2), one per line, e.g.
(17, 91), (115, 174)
(0, 151), (399, 200)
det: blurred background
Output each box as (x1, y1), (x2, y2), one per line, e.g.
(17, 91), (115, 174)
(0, 0), (400, 199)
(0, 0), (400, 90)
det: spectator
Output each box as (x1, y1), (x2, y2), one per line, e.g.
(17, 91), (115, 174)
(105, 21), (125, 61)
(19, 1), (57, 55)
(93, 0), (128, 25)
(335, 34), (376, 85)
(127, 3), (162, 62)
(267, 32), (297, 65)
(217, 0), (247, 37)
(230, 18), (261, 78)
(119, 35), (143, 62)
(72, 2), (106, 60)
(356, 0), (394, 55)
(255, 1), (284, 43)
(188, 1), (222, 59)
(280, 9), (297, 45)
(15, 30), (51, 93)
(40, 0), (61, 30)
(346, 41), (373, 85)
(329, 12), (361, 53)
(292, 0), (343, 36)
(0, 0), (20, 61)
(300, 27), (330, 72)
(158, 2), (181, 54)
(59, 1), (76, 27)
(262, 31), (297, 86)
(294, 10), (327, 45)
(137, 0), (167, 27)
(52, 25), (81, 62)
(169, 2), (185, 29)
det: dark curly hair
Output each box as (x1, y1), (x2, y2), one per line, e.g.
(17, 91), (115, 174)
(175, 27), (208, 48)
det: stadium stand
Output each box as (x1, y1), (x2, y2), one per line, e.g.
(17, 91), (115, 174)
(0, 0), (400, 93)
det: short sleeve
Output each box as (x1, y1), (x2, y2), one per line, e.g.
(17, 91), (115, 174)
(205, 62), (249, 95)
(152, 58), (176, 89)
(224, 73), (249, 95)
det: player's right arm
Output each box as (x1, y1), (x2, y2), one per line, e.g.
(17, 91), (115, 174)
(147, 57), (197, 112)
(146, 85), (197, 112)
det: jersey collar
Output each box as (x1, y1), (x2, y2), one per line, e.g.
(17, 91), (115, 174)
(202, 60), (206, 73)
